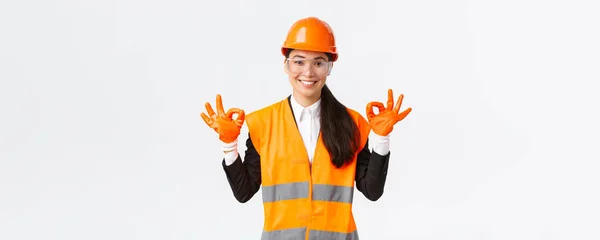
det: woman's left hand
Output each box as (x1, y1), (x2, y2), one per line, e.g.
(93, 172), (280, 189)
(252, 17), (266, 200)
(366, 89), (412, 136)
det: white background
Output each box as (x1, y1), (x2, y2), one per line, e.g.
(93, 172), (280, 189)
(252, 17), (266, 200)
(1, 0), (599, 239)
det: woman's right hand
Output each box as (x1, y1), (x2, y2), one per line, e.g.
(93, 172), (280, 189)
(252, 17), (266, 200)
(200, 94), (245, 143)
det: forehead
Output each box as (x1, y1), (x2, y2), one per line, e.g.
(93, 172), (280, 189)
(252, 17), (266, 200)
(288, 49), (328, 59)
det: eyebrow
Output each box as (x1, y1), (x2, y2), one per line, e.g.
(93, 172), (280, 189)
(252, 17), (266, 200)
(290, 55), (327, 61)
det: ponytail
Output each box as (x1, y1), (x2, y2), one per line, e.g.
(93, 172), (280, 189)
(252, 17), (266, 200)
(320, 84), (361, 168)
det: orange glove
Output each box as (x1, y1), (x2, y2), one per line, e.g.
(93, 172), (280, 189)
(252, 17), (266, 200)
(366, 89), (412, 136)
(200, 94), (245, 143)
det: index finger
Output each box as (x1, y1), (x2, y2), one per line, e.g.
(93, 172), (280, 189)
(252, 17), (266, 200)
(366, 101), (385, 120)
(227, 108), (246, 127)
(216, 94), (225, 116)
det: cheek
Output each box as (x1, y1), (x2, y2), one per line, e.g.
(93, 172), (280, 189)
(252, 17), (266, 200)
(288, 74), (300, 82)
(318, 77), (327, 84)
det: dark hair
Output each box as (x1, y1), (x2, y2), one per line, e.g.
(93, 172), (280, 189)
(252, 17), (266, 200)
(320, 84), (361, 168)
(286, 49), (361, 168)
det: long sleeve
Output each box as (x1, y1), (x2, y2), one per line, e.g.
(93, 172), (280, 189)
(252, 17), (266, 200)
(221, 133), (262, 203)
(355, 138), (391, 201)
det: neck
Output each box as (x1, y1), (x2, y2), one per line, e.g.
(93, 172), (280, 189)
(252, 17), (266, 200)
(292, 91), (321, 107)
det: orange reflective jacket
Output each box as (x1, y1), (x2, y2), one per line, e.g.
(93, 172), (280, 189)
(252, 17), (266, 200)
(245, 98), (371, 240)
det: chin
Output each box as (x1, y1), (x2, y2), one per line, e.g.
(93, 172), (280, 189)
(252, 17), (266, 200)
(296, 87), (322, 98)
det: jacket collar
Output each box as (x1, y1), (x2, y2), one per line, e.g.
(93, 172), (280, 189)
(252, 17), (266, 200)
(289, 93), (321, 122)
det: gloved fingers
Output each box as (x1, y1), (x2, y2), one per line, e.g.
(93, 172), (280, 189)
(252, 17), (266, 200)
(215, 94), (226, 116)
(395, 107), (412, 122)
(366, 101), (385, 120)
(235, 111), (246, 126)
(393, 93), (404, 114)
(226, 108), (246, 127)
(200, 112), (213, 126)
(204, 102), (216, 118)
(386, 89), (394, 111)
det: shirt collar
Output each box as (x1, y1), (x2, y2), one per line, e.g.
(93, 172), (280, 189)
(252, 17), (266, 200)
(290, 93), (321, 122)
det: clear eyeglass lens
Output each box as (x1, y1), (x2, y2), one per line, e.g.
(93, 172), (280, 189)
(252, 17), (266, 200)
(286, 58), (331, 75)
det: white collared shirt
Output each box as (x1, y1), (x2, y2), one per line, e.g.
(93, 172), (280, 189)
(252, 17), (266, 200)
(289, 94), (321, 162)
(222, 95), (390, 165)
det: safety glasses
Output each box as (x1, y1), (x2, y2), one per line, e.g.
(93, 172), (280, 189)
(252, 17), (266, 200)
(285, 58), (333, 76)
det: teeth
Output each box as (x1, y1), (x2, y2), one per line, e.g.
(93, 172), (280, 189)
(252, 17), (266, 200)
(300, 80), (316, 85)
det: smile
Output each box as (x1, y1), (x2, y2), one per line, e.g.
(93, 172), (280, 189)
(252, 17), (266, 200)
(299, 80), (317, 86)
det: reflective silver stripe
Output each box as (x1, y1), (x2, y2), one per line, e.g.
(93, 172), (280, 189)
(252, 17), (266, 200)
(262, 181), (309, 202)
(261, 227), (306, 240)
(262, 228), (358, 240)
(312, 184), (354, 203)
(309, 230), (359, 240)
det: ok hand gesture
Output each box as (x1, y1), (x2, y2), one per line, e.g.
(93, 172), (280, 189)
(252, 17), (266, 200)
(200, 94), (245, 143)
(366, 89), (412, 136)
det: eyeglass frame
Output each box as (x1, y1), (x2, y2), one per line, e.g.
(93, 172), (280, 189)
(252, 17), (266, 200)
(284, 57), (334, 76)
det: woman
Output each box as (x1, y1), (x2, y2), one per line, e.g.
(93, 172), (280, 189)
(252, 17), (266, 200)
(200, 17), (412, 240)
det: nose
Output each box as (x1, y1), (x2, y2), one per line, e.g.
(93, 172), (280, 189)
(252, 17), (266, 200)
(301, 65), (315, 77)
